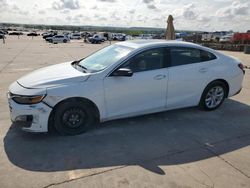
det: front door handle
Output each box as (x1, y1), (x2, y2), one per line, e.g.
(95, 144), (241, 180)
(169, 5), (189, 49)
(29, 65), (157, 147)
(154, 75), (166, 80)
(199, 68), (207, 73)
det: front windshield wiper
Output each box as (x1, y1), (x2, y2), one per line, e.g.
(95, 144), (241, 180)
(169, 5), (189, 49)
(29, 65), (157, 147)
(72, 60), (88, 73)
(77, 63), (88, 70)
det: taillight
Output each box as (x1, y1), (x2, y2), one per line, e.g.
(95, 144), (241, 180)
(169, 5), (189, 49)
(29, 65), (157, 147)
(238, 63), (245, 74)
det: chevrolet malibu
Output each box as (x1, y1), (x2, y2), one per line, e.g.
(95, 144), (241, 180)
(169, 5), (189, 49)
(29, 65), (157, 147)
(8, 40), (244, 135)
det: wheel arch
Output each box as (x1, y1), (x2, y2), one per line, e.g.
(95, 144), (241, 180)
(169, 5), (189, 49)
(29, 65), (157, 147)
(198, 79), (229, 110)
(209, 79), (229, 97)
(201, 79), (230, 101)
(48, 97), (100, 132)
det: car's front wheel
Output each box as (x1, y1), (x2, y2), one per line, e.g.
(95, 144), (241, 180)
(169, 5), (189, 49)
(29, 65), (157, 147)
(53, 100), (95, 135)
(199, 81), (227, 111)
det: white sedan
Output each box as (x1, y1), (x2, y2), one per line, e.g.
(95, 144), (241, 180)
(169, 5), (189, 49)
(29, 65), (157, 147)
(70, 33), (81, 40)
(47, 35), (70, 44)
(8, 40), (245, 135)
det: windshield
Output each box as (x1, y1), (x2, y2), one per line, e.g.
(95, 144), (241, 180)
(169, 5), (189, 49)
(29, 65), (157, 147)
(78, 44), (133, 72)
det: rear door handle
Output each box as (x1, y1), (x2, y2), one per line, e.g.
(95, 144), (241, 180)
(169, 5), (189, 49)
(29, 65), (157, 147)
(154, 75), (166, 80)
(199, 68), (207, 73)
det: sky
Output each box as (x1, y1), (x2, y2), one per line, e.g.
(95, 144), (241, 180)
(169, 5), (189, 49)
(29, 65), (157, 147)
(0, 0), (249, 32)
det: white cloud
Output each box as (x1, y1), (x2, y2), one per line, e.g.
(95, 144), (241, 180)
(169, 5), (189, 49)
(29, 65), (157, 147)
(52, 0), (80, 10)
(182, 4), (196, 20)
(98, 0), (116, 2)
(143, 0), (154, 4)
(0, 0), (249, 32)
(173, 3), (196, 20)
(111, 11), (121, 20)
(65, 16), (72, 21)
(61, 9), (70, 14)
(128, 9), (135, 14)
(91, 5), (98, 9)
(9, 4), (29, 15)
(38, 10), (46, 14)
(216, 1), (250, 19)
(147, 4), (157, 10)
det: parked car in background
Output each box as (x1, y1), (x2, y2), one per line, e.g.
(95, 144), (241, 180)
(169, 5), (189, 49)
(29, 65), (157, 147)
(9, 32), (23, 35)
(112, 33), (126, 41)
(139, 34), (153, 39)
(46, 35), (70, 43)
(0, 33), (5, 39)
(219, 35), (233, 43)
(152, 34), (163, 39)
(27, 32), (39, 36)
(43, 32), (57, 39)
(88, 34), (104, 44)
(211, 32), (224, 42)
(201, 33), (213, 42)
(125, 35), (133, 41)
(70, 33), (81, 40)
(117, 34), (126, 41)
(42, 31), (57, 36)
(8, 40), (244, 135)
(0, 30), (8, 35)
(81, 32), (92, 38)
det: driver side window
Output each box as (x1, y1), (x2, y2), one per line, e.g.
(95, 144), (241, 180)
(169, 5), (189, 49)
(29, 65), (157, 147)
(121, 48), (165, 73)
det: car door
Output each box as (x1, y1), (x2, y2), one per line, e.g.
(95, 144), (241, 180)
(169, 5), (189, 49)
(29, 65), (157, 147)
(167, 47), (217, 109)
(104, 48), (169, 119)
(58, 36), (64, 43)
(53, 36), (59, 43)
(57, 36), (63, 42)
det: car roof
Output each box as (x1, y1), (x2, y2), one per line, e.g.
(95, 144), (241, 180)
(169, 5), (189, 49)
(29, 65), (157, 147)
(117, 40), (203, 50)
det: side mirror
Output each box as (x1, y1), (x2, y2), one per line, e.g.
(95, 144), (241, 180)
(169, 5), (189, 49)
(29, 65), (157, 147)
(111, 68), (133, 77)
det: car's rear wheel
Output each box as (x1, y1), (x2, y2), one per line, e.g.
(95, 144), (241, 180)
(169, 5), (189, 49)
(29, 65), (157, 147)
(53, 100), (95, 135)
(199, 81), (227, 111)
(63, 39), (67, 43)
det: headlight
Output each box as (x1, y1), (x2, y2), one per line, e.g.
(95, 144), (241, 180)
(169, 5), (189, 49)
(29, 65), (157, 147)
(10, 93), (45, 104)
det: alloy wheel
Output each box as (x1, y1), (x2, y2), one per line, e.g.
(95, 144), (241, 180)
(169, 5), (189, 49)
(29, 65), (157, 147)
(205, 86), (225, 109)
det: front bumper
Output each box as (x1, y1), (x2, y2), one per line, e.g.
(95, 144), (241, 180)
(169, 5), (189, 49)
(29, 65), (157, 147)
(8, 96), (52, 132)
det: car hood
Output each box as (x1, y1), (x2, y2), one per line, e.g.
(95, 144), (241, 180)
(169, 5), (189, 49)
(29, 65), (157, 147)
(17, 61), (90, 89)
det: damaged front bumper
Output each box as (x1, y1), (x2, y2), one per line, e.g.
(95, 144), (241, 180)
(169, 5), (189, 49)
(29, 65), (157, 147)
(8, 96), (52, 132)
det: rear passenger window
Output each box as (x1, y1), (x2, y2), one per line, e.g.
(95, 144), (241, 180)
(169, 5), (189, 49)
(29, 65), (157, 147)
(170, 47), (201, 66)
(200, 50), (217, 61)
(170, 47), (216, 67)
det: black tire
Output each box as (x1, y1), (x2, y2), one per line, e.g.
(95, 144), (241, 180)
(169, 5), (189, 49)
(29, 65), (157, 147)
(63, 39), (67, 43)
(199, 81), (227, 111)
(53, 100), (96, 135)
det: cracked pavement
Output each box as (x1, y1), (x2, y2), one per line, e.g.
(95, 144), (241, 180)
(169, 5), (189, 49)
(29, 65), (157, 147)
(0, 36), (250, 188)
